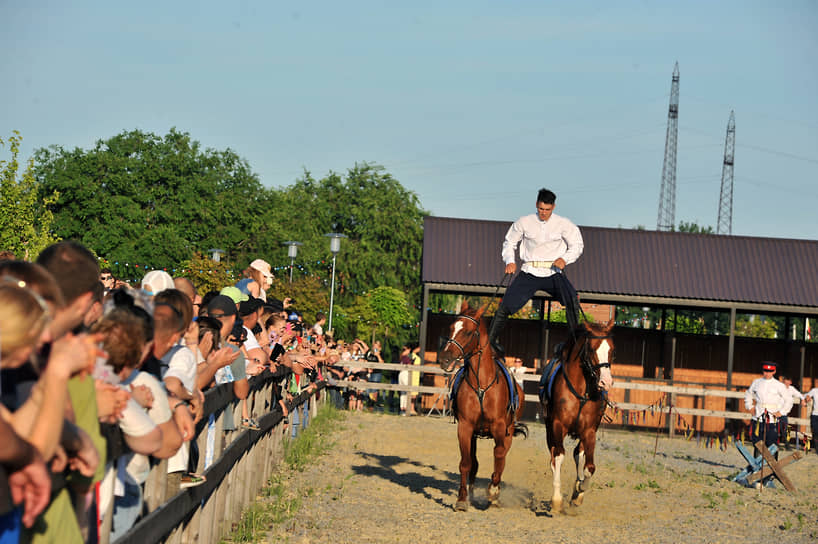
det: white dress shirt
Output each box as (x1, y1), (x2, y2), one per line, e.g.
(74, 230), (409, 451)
(502, 212), (583, 278)
(744, 377), (792, 422)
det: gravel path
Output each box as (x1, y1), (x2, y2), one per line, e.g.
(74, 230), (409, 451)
(264, 411), (818, 544)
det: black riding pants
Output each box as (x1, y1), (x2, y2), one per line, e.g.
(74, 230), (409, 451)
(501, 271), (579, 319)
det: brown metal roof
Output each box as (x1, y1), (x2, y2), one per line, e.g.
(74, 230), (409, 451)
(422, 216), (818, 311)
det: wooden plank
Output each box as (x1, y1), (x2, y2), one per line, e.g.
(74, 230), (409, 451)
(754, 441), (797, 492)
(333, 380), (446, 394)
(747, 451), (803, 484)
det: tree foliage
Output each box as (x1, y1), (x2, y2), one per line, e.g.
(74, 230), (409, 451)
(34, 128), (269, 267)
(32, 129), (427, 341)
(177, 252), (238, 294)
(675, 221), (714, 234)
(0, 132), (59, 260)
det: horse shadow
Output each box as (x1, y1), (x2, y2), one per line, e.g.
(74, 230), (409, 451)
(351, 452), (458, 509)
(352, 451), (536, 512)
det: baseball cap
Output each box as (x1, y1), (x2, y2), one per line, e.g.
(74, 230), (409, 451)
(250, 259), (274, 279)
(220, 286), (249, 304)
(761, 361), (777, 372)
(238, 297), (263, 317)
(207, 295), (238, 317)
(141, 270), (175, 296)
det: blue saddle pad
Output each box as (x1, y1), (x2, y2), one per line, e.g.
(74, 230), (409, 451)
(538, 357), (562, 403)
(450, 358), (519, 414)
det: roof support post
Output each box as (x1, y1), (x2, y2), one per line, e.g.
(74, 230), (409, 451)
(726, 307), (737, 390)
(419, 283), (430, 359)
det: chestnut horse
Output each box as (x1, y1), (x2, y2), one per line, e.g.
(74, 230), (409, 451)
(541, 319), (614, 513)
(437, 302), (526, 511)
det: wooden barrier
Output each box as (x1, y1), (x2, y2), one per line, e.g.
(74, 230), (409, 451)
(327, 361), (812, 436)
(111, 372), (323, 544)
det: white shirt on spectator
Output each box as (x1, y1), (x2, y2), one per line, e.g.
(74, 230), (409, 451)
(243, 325), (261, 351)
(805, 388), (818, 416)
(744, 377), (792, 422)
(162, 341), (197, 394)
(123, 371), (173, 485)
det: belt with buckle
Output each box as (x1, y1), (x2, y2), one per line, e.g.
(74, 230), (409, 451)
(526, 261), (554, 268)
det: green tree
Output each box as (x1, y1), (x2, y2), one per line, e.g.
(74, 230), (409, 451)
(178, 252), (239, 294)
(262, 162), (427, 316)
(675, 221), (714, 234)
(0, 132), (59, 259)
(352, 286), (414, 349)
(34, 128), (270, 267)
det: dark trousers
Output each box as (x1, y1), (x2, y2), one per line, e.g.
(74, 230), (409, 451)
(812, 415), (818, 450)
(502, 271), (580, 328)
(750, 419), (779, 458)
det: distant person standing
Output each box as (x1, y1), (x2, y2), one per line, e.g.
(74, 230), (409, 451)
(803, 384), (818, 454)
(488, 188), (584, 359)
(744, 361), (792, 455)
(778, 374), (804, 449)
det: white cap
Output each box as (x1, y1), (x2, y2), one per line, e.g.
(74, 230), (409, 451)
(141, 270), (175, 295)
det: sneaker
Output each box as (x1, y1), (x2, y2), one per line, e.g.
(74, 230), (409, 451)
(242, 418), (261, 431)
(180, 472), (206, 489)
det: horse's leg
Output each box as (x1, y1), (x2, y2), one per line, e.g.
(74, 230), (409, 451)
(468, 432), (478, 496)
(570, 429), (597, 506)
(548, 420), (566, 513)
(487, 422), (512, 504)
(455, 422), (473, 511)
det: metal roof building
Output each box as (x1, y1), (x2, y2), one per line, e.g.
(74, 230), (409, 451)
(419, 216), (818, 387)
(421, 216), (818, 313)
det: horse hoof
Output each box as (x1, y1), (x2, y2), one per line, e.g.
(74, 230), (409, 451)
(570, 494), (584, 507)
(454, 500), (469, 512)
(564, 503), (581, 516)
(487, 484), (500, 503)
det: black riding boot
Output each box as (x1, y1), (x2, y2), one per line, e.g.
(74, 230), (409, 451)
(488, 305), (511, 359)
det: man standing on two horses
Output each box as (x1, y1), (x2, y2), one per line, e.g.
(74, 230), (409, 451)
(488, 188), (584, 359)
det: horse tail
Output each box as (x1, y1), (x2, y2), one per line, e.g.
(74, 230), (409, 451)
(512, 422), (529, 439)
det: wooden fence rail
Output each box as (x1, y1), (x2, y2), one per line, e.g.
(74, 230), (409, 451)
(328, 361), (812, 429)
(112, 373), (323, 544)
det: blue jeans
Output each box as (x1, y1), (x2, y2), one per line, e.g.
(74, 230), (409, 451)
(111, 480), (143, 540)
(291, 399), (309, 438)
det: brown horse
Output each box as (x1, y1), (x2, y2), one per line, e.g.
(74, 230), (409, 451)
(437, 301), (526, 511)
(541, 319), (614, 513)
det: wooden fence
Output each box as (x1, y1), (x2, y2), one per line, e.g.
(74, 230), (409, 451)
(110, 373), (324, 544)
(331, 361), (813, 437)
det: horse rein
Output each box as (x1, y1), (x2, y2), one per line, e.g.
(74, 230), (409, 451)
(559, 331), (613, 425)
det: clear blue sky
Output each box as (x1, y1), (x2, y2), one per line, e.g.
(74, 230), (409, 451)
(2, 1), (816, 239)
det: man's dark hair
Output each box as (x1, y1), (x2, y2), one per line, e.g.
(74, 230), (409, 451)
(36, 241), (100, 303)
(537, 188), (556, 205)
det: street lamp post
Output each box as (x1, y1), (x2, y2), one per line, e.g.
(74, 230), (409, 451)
(324, 233), (347, 334)
(282, 241), (302, 283)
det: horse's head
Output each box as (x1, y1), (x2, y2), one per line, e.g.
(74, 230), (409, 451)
(581, 319), (615, 392)
(437, 301), (486, 373)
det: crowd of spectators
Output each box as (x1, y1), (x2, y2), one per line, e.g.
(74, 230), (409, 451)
(0, 242), (372, 542)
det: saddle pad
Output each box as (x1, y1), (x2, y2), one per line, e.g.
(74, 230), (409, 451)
(450, 358), (520, 414)
(538, 357), (562, 403)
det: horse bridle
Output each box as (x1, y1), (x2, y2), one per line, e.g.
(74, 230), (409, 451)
(560, 332), (613, 419)
(440, 314), (483, 367)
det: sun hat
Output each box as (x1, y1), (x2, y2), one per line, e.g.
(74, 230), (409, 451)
(249, 259), (274, 279)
